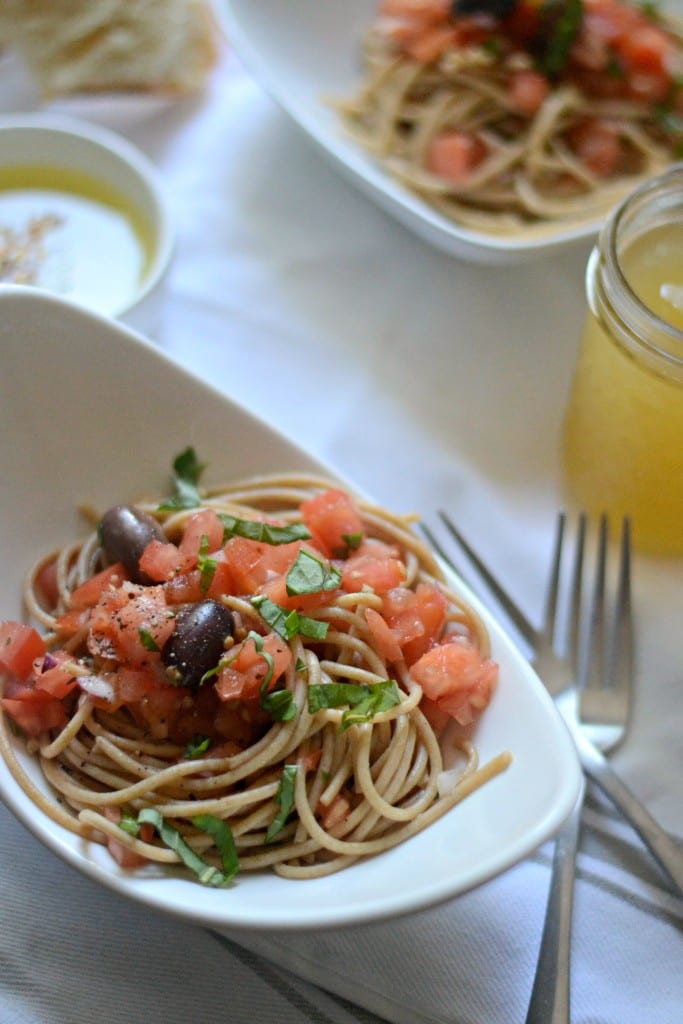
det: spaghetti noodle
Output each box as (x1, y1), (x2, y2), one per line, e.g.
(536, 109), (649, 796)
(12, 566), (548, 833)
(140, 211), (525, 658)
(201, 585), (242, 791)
(0, 462), (510, 884)
(336, 0), (683, 232)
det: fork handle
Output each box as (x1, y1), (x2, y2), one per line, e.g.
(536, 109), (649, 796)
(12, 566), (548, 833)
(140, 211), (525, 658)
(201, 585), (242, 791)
(525, 792), (584, 1024)
(575, 732), (683, 896)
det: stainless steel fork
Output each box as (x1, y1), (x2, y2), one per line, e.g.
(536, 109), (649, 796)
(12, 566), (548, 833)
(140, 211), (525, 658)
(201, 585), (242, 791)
(423, 511), (683, 1024)
(427, 510), (683, 894)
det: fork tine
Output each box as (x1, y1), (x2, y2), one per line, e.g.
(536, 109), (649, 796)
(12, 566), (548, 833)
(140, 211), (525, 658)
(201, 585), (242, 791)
(430, 511), (536, 646)
(579, 516), (633, 728)
(538, 511), (566, 648)
(567, 513), (586, 678)
(609, 518), (634, 699)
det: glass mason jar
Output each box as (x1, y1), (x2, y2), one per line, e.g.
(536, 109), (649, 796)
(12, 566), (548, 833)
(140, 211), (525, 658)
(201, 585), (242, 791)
(563, 165), (683, 556)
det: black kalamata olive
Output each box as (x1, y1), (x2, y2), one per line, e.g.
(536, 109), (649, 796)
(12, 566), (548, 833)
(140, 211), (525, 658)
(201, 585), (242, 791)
(98, 505), (166, 584)
(451, 0), (516, 18)
(161, 601), (235, 690)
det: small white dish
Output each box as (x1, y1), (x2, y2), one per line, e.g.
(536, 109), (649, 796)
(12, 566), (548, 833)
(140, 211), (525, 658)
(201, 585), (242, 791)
(0, 113), (174, 334)
(0, 287), (581, 930)
(216, 0), (635, 265)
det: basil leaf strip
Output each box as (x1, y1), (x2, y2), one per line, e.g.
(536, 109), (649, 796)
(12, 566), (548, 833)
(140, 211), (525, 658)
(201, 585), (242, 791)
(197, 534), (217, 593)
(138, 628), (159, 652)
(539, 0), (583, 78)
(158, 446), (206, 511)
(192, 814), (239, 881)
(308, 680), (401, 730)
(137, 807), (234, 887)
(252, 595), (329, 641)
(261, 688), (296, 722)
(286, 550), (341, 596)
(220, 514), (311, 546)
(184, 733), (211, 759)
(119, 812), (140, 837)
(266, 764), (298, 843)
(247, 630), (296, 721)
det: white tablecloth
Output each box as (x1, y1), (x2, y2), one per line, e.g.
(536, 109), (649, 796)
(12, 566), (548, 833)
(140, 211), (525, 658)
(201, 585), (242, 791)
(1, 40), (681, 1024)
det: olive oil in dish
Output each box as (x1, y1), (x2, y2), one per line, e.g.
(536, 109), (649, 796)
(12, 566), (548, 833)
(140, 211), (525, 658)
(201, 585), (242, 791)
(0, 164), (153, 317)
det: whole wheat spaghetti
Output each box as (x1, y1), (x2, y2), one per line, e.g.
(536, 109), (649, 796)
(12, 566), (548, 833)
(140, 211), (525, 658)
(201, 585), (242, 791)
(336, 0), (683, 232)
(0, 459), (509, 884)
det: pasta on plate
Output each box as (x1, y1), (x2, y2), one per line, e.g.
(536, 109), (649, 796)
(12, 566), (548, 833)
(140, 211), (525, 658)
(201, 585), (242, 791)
(0, 455), (509, 886)
(336, 0), (683, 232)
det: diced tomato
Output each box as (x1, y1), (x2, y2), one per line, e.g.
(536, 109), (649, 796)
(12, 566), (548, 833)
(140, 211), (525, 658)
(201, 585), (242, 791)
(615, 24), (671, 75)
(419, 695), (451, 735)
(53, 608), (91, 639)
(88, 583), (176, 664)
(568, 119), (621, 177)
(161, 570), (202, 605)
(365, 607), (403, 663)
(317, 793), (352, 831)
(379, 1), (450, 27)
(129, 684), (188, 740)
(139, 539), (182, 583)
(32, 650), (80, 699)
(205, 560), (236, 600)
(509, 70), (550, 116)
(103, 806), (154, 868)
(503, 1), (542, 46)
(258, 572), (337, 613)
(411, 637), (498, 726)
(300, 489), (365, 559)
(341, 541), (406, 594)
(178, 508), (225, 569)
(298, 748), (323, 773)
(0, 621), (46, 680)
(405, 24), (459, 61)
(35, 558), (60, 609)
(215, 633), (292, 702)
(425, 131), (488, 183)
(1, 692), (67, 736)
(222, 537), (303, 594)
(381, 582), (448, 664)
(68, 563), (129, 610)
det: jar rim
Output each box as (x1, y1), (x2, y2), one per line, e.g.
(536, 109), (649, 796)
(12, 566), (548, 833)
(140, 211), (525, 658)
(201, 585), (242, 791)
(599, 164), (683, 367)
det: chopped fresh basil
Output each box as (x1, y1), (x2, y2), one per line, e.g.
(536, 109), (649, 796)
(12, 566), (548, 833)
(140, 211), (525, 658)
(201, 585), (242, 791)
(252, 595), (329, 641)
(242, 630), (294, 721)
(265, 764), (298, 843)
(184, 733), (211, 759)
(137, 807), (235, 887)
(242, 630), (274, 691)
(341, 532), (363, 551)
(260, 688), (296, 721)
(138, 628), (159, 652)
(197, 534), (217, 593)
(220, 514), (311, 546)
(158, 447), (206, 511)
(118, 811), (140, 837)
(286, 550), (341, 596)
(638, 0), (661, 19)
(295, 657), (307, 674)
(192, 813), (239, 880)
(538, 0), (583, 78)
(655, 105), (683, 138)
(308, 679), (401, 730)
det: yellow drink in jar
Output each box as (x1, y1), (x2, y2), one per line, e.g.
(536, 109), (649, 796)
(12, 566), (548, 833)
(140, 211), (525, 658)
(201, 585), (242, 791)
(563, 177), (683, 556)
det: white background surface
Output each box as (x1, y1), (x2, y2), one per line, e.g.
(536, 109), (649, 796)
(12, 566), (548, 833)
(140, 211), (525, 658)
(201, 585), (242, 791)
(0, 30), (681, 1024)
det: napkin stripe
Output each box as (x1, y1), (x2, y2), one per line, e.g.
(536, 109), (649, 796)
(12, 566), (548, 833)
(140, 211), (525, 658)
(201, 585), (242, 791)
(207, 929), (386, 1024)
(530, 847), (682, 927)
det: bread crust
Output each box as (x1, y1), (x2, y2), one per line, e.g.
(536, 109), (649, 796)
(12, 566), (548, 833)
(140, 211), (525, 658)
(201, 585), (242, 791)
(0, 0), (220, 96)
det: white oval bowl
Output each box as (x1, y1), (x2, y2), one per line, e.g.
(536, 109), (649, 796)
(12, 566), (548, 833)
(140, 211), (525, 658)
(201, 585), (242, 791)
(0, 287), (582, 930)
